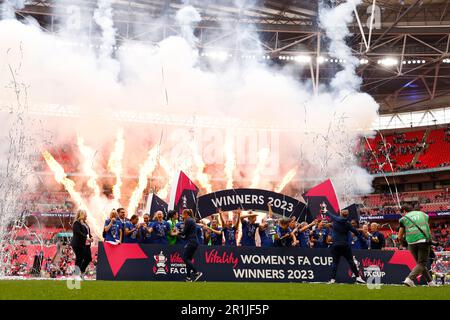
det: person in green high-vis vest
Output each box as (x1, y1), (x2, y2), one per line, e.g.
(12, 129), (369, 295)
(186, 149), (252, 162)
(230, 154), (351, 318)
(398, 204), (437, 287)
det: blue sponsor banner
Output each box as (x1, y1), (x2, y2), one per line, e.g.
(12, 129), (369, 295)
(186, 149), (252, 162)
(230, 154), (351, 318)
(30, 212), (75, 218)
(360, 211), (450, 221)
(360, 214), (401, 221)
(427, 210), (450, 218)
(97, 242), (415, 284)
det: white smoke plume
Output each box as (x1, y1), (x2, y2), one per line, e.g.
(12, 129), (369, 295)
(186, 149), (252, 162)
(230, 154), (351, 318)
(93, 0), (119, 74)
(0, 0), (379, 236)
(1, 0), (24, 20)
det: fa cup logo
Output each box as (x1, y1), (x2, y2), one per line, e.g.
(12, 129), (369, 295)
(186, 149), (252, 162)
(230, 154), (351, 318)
(320, 202), (327, 213)
(153, 251), (168, 275)
(182, 195), (187, 209)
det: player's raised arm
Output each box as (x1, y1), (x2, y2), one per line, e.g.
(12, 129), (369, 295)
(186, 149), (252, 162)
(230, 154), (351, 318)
(235, 208), (242, 228)
(299, 219), (318, 233)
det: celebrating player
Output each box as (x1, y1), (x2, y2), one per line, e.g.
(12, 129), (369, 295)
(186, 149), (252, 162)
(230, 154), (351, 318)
(310, 220), (329, 248)
(293, 219), (317, 248)
(149, 211), (171, 244)
(202, 218), (223, 246)
(239, 211), (266, 247)
(139, 214), (153, 244)
(323, 208), (365, 284)
(123, 214), (140, 243)
(219, 208), (240, 246)
(259, 203), (276, 247)
(274, 217), (297, 247)
(173, 209), (203, 282)
(103, 209), (121, 244)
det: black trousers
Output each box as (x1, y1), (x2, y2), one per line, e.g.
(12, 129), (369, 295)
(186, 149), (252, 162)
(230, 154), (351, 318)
(182, 241), (198, 278)
(72, 245), (92, 274)
(330, 244), (359, 280)
(407, 242), (432, 283)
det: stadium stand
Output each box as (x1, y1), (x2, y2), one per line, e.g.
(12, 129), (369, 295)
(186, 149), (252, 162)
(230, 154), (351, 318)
(360, 126), (450, 173)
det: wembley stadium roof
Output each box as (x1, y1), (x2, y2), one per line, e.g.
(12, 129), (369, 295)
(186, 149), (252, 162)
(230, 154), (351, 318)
(9, 0), (450, 114)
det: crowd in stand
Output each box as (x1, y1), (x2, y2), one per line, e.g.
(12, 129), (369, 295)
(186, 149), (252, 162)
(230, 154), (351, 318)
(445, 125), (450, 142)
(359, 139), (429, 174)
(360, 127), (450, 174)
(3, 239), (97, 278)
(431, 222), (450, 251)
(41, 245), (97, 278)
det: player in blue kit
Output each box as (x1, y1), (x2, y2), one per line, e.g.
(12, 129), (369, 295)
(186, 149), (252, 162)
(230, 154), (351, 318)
(202, 218), (223, 246)
(349, 219), (368, 250)
(139, 214), (153, 244)
(324, 208), (365, 284)
(116, 207), (128, 243)
(311, 220), (330, 248)
(259, 203), (276, 247)
(175, 219), (187, 245)
(219, 208), (240, 246)
(292, 219), (317, 248)
(123, 214), (140, 243)
(195, 220), (205, 244)
(103, 209), (121, 244)
(274, 218), (297, 247)
(173, 209), (203, 282)
(239, 211), (267, 247)
(149, 211), (171, 244)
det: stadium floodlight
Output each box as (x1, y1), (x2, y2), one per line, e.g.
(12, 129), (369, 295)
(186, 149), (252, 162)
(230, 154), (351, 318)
(206, 51), (229, 62)
(295, 55), (311, 64)
(317, 56), (325, 64)
(378, 57), (398, 66)
(359, 58), (369, 64)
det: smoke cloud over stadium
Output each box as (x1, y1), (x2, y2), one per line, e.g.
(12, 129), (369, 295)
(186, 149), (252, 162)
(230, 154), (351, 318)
(0, 0), (379, 236)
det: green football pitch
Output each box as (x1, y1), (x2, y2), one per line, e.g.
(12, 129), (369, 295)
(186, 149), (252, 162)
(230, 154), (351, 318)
(0, 280), (448, 300)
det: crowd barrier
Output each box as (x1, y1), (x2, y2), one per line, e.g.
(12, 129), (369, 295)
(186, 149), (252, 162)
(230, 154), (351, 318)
(96, 242), (417, 284)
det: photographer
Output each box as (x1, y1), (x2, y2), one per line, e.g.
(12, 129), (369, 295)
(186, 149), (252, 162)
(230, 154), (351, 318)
(398, 205), (437, 287)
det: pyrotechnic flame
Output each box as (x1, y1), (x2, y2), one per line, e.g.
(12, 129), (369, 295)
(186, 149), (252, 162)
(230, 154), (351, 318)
(77, 136), (101, 198)
(42, 151), (101, 237)
(42, 150), (87, 210)
(156, 156), (173, 200)
(250, 148), (270, 188)
(159, 156), (172, 174)
(157, 184), (169, 200)
(192, 142), (213, 193)
(127, 145), (159, 214)
(275, 167), (297, 193)
(108, 129), (125, 207)
(224, 133), (236, 189)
